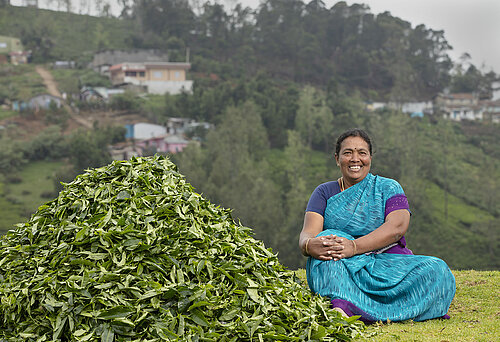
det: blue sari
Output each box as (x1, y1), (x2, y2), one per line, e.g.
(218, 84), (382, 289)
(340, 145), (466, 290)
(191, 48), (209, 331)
(306, 174), (456, 322)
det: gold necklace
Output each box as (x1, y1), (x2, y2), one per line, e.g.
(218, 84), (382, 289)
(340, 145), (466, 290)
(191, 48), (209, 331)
(339, 177), (345, 192)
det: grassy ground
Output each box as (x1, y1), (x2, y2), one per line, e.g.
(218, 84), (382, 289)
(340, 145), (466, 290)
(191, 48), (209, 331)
(0, 107), (17, 121)
(0, 160), (64, 233)
(295, 269), (499, 342)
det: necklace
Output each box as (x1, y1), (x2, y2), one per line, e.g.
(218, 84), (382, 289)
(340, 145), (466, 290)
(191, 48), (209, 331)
(339, 177), (345, 192)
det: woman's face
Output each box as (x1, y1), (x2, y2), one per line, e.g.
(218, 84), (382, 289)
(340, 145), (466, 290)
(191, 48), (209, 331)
(335, 136), (372, 185)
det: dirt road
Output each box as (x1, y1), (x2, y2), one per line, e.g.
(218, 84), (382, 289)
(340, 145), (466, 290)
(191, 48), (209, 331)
(35, 66), (93, 129)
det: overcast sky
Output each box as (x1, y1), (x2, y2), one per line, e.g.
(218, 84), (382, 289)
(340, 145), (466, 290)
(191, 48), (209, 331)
(11, 0), (500, 73)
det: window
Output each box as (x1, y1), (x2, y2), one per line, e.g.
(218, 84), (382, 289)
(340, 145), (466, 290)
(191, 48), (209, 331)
(125, 71), (137, 77)
(174, 71), (181, 79)
(153, 71), (163, 79)
(139, 71), (145, 77)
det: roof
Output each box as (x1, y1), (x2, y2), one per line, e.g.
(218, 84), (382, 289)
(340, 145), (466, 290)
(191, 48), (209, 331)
(109, 62), (190, 72)
(164, 135), (189, 144)
(447, 93), (476, 100)
(28, 93), (64, 101)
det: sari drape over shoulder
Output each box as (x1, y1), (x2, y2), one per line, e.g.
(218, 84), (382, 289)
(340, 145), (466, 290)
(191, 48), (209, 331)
(306, 174), (456, 322)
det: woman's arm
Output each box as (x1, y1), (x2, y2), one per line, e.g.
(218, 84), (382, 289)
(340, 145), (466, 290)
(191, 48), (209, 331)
(330, 209), (410, 260)
(299, 211), (344, 261)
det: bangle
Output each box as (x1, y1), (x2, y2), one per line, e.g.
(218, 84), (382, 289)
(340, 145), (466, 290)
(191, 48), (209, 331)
(305, 238), (312, 256)
(352, 240), (357, 256)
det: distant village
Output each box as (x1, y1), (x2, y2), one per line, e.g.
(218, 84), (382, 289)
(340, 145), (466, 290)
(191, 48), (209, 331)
(1, 33), (499, 161)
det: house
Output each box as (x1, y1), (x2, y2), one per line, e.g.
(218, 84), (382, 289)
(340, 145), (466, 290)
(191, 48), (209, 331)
(109, 133), (191, 161)
(109, 62), (193, 95)
(90, 49), (169, 76)
(53, 61), (76, 69)
(25, 94), (63, 112)
(434, 93), (483, 121)
(365, 102), (387, 111)
(134, 134), (190, 154)
(164, 135), (190, 153)
(80, 86), (125, 102)
(166, 117), (212, 135)
(0, 35), (30, 64)
(125, 122), (167, 140)
(481, 99), (500, 123)
(12, 94), (64, 112)
(109, 142), (142, 161)
(390, 101), (434, 116)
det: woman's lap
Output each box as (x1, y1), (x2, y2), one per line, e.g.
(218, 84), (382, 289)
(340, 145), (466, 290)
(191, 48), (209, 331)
(307, 253), (456, 322)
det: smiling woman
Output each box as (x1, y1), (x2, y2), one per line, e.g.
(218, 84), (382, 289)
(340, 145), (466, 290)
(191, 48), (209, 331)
(299, 128), (456, 323)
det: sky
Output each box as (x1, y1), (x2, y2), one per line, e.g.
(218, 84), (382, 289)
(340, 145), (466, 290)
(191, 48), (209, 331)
(11, 0), (500, 73)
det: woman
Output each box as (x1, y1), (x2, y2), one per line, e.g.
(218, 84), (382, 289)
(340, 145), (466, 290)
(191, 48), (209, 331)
(299, 129), (455, 322)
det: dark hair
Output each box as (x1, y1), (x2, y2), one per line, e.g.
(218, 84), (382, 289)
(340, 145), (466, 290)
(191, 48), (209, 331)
(335, 129), (373, 156)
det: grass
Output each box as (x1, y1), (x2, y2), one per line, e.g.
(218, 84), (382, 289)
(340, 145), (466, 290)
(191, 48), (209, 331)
(0, 64), (45, 100)
(0, 107), (17, 120)
(0, 160), (64, 233)
(295, 269), (500, 341)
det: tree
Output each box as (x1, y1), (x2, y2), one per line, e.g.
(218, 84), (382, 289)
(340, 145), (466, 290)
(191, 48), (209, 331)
(295, 86), (334, 151)
(0, 136), (25, 175)
(278, 130), (311, 267)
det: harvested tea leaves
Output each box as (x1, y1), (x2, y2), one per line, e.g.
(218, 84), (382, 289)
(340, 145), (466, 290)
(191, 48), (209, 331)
(0, 155), (364, 341)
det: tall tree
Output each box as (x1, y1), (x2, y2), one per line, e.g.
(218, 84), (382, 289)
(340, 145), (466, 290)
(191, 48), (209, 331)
(295, 86), (334, 151)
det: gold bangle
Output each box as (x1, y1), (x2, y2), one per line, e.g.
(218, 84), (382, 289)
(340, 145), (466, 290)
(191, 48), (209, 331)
(352, 240), (357, 256)
(305, 238), (312, 256)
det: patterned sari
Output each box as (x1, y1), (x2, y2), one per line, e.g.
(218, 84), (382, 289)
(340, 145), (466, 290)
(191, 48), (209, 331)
(306, 173), (456, 322)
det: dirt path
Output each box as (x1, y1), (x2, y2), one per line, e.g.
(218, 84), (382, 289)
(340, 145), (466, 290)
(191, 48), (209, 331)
(35, 66), (93, 129)
(35, 66), (62, 98)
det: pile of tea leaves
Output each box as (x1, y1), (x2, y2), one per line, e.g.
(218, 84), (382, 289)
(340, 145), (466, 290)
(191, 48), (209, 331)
(0, 156), (365, 341)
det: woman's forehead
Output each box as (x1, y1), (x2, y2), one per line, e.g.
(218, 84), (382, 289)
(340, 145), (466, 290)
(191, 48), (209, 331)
(340, 136), (369, 149)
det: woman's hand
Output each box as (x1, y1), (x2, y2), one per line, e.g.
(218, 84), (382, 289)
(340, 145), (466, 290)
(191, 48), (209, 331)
(307, 234), (350, 261)
(330, 238), (357, 261)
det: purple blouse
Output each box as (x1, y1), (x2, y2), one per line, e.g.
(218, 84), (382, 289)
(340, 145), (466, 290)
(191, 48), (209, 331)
(305, 180), (412, 255)
(306, 181), (410, 218)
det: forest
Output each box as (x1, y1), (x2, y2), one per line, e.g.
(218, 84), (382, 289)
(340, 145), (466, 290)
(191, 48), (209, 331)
(0, 1), (498, 271)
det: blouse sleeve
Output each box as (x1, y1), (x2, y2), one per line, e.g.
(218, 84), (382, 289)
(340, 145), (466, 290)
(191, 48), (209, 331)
(383, 179), (410, 218)
(305, 185), (328, 216)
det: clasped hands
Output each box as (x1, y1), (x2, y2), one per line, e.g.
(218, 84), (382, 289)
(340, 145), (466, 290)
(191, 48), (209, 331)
(307, 234), (356, 261)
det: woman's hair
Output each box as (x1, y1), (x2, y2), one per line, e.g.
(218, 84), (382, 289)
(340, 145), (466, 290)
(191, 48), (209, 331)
(335, 129), (373, 156)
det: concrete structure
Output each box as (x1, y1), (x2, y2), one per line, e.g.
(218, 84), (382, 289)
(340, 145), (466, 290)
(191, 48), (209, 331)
(90, 49), (169, 75)
(0, 35), (30, 64)
(166, 117), (212, 135)
(27, 94), (63, 111)
(0, 36), (23, 55)
(365, 102), (387, 111)
(164, 135), (189, 153)
(393, 101), (433, 115)
(482, 99), (500, 123)
(109, 62), (193, 95)
(434, 93), (484, 121)
(80, 87), (125, 102)
(125, 122), (167, 140)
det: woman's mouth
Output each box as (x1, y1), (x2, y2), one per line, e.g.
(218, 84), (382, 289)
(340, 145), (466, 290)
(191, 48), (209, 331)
(348, 166), (361, 171)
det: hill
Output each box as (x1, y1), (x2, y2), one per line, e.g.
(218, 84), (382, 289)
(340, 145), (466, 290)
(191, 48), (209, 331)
(0, 3), (498, 271)
(0, 5), (135, 64)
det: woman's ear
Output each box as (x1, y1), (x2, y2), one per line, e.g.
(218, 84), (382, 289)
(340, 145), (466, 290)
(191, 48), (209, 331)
(334, 153), (339, 166)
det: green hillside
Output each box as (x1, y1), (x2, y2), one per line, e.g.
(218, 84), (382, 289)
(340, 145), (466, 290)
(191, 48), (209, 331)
(0, 5), (135, 63)
(0, 3), (498, 271)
